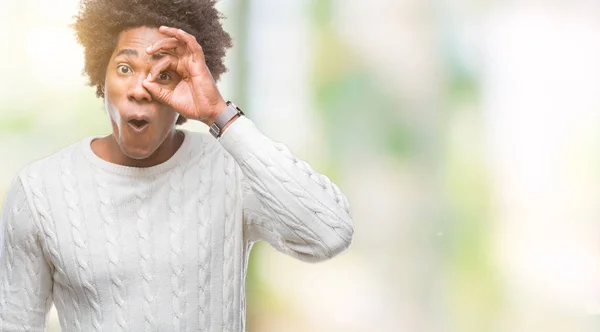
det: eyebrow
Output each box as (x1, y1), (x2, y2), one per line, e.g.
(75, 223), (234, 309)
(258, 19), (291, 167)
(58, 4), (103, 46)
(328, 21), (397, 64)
(114, 48), (166, 61)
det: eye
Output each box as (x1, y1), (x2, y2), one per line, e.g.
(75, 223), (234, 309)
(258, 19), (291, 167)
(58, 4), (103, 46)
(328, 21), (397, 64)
(158, 72), (171, 81)
(117, 65), (132, 75)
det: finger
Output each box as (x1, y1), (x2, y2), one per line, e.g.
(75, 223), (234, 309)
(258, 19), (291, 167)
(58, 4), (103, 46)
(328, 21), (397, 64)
(146, 37), (185, 57)
(158, 26), (195, 43)
(142, 79), (173, 105)
(147, 55), (179, 83)
(158, 26), (204, 61)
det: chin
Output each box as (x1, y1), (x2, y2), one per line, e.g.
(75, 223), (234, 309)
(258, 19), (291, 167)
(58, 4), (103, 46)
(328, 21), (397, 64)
(121, 144), (158, 160)
(123, 149), (153, 160)
(116, 137), (158, 160)
(112, 126), (159, 159)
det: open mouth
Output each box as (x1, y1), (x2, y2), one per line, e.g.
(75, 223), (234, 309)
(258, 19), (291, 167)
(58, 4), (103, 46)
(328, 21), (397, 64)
(128, 119), (148, 128)
(127, 118), (150, 132)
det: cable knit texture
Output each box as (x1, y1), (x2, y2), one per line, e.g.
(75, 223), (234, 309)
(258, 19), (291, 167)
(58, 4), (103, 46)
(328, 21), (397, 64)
(0, 117), (354, 331)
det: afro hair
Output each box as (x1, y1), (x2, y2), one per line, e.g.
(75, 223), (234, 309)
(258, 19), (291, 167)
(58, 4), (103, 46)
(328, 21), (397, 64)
(73, 0), (233, 125)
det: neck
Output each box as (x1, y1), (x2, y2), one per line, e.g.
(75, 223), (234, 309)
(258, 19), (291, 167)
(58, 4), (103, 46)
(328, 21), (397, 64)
(93, 130), (185, 168)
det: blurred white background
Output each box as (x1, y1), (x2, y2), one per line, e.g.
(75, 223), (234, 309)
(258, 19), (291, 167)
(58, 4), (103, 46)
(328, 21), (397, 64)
(1, 0), (600, 331)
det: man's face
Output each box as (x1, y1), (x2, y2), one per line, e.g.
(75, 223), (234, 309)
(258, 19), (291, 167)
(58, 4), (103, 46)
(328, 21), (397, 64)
(104, 26), (181, 160)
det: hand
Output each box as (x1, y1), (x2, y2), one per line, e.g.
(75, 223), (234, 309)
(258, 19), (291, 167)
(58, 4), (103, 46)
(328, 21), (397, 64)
(142, 26), (227, 125)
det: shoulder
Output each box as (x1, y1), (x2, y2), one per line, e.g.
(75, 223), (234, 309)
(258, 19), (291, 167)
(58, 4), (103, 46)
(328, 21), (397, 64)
(179, 129), (241, 179)
(13, 138), (86, 207)
(19, 140), (81, 184)
(0, 144), (75, 239)
(181, 129), (231, 160)
(182, 129), (213, 148)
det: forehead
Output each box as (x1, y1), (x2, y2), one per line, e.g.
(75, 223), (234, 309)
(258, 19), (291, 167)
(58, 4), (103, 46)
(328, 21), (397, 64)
(113, 26), (167, 55)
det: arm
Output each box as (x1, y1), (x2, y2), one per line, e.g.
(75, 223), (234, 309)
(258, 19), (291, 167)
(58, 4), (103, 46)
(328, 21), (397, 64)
(220, 117), (354, 262)
(140, 27), (353, 261)
(0, 174), (54, 331)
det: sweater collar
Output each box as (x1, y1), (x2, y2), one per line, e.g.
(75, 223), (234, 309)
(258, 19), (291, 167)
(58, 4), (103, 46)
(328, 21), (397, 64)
(80, 129), (193, 177)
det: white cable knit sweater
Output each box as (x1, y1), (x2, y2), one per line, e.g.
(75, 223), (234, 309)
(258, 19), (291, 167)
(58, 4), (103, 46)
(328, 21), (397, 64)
(0, 116), (354, 332)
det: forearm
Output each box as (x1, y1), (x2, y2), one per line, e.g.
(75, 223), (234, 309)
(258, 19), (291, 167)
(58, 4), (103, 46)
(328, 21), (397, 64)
(219, 116), (353, 260)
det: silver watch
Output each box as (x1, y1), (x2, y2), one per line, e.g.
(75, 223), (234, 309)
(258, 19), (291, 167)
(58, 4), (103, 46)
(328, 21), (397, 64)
(209, 101), (244, 138)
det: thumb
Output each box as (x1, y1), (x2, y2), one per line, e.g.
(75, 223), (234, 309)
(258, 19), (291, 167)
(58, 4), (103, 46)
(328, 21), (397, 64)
(142, 79), (172, 105)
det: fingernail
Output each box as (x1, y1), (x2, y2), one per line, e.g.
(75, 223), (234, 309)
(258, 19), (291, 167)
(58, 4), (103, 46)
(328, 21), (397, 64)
(147, 73), (152, 80)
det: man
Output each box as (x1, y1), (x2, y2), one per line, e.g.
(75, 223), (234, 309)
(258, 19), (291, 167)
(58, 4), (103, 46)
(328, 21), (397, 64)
(0, 0), (354, 331)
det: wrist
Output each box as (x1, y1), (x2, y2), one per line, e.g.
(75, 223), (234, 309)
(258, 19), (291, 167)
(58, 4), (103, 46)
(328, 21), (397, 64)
(205, 99), (228, 126)
(220, 114), (241, 133)
(207, 101), (245, 138)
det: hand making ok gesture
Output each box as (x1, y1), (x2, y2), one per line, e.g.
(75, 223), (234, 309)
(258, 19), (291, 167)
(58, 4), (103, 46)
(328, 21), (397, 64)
(142, 26), (227, 126)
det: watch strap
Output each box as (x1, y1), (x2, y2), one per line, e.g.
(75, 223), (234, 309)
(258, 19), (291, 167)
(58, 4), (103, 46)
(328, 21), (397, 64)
(209, 101), (244, 138)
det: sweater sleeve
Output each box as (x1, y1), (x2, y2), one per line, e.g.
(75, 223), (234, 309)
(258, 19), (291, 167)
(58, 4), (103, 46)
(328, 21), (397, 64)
(0, 174), (54, 331)
(219, 116), (354, 262)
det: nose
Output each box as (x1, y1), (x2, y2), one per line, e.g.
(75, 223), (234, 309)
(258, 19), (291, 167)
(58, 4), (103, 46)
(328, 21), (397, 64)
(127, 74), (152, 102)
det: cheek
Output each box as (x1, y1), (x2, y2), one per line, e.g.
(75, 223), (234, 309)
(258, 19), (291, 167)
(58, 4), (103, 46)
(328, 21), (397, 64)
(103, 74), (127, 127)
(104, 94), (123, 127)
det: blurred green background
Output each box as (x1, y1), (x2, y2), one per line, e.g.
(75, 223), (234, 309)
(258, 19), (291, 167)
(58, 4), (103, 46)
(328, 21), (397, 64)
(2, 0), (600, 331)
